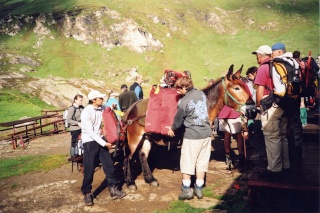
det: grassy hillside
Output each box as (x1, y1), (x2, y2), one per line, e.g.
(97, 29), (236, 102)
(0, 0), (319, 122)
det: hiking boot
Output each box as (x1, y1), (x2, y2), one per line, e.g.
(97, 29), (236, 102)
(178, 186), (194, 200)
(109, 186), (126, 200)
(194, 184), (203, 199)
(83, 193), (93, 206)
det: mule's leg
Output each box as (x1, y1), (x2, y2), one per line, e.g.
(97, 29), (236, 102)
(139, 140), (159, 187)
(123, 154), (137, 191)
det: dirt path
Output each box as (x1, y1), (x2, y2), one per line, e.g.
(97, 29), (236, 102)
(0, 133), (246, 213)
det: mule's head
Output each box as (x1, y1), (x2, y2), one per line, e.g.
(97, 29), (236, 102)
(203, 64), (255, 124)
(223, 64), (254, 111)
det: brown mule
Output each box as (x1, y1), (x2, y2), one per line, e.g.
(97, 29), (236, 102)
(123, 65), (253, 191)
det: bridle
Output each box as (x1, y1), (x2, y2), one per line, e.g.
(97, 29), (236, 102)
(221, 77), (246, 113)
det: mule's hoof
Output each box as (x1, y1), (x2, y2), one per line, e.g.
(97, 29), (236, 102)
(128, 184), (137, 191)
(150, 181), (159, 187)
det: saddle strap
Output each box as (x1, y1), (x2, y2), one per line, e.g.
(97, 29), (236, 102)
(121, 99), (146, 132)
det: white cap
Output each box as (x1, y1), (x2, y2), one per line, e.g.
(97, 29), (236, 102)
(252, 45), (272, 55)
(88, 90), (105, 100)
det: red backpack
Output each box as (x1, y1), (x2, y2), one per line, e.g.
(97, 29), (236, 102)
(102, 107), (124, 144)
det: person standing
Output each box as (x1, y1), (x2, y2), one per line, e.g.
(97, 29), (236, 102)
(293, 50), (308, 127)
(130, 75), (144, 100)
(245, 67), (266, 160)
(167, 77), (212, 200)
(81, 90), (126, 206)
(67, 94), (84, 160)
(218, 106), (245, 169)
(245, 66), (258, 104)
(253, 44), (290, 176)
(105, 92), (120, 111)
(119, 84), (138, 112)
(272, 43), (303, 170)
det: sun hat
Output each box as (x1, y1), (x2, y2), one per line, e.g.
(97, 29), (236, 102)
(87, 90), (105, 100)
(252, 45), (272, 55)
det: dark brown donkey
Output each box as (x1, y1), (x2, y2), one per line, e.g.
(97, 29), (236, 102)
(123, 64), (253, 191)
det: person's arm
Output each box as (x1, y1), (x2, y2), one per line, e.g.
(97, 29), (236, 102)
(81, 109), (107, 147)
(118, 96), (123, 111)
(171, 108), (186, 130)
(256, 85), (264, 107)
(168, 107), (186, 137)
(134, 86), (141, 99)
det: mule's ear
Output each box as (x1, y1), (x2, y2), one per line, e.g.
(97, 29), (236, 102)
(233, 65), (243, 79)
(226, 64), (234, 80)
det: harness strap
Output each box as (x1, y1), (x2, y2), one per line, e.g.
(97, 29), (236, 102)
(222, 78), (244, 112)
(221, 77), (248, 129)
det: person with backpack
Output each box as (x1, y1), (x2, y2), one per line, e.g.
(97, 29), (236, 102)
(67, 94), (84, 160)
(130, 75), (144, 100)
(293, 50), (308, 127)
(272, 43), (303, 171)
(252, 44), (290, 177)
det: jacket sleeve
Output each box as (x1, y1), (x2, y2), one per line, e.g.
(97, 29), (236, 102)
(134, 87), (141, 99)
(81, 109), (107, 147)
(67, 107), (78, 126)
(171, 107), (186, 130)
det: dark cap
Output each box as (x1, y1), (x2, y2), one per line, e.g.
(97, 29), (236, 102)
(121, 84), (128, 89)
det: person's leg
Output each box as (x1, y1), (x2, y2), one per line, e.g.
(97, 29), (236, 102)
(286, 97), (304, 168)
(251, 118), (266, 159)
(81, 141), (99, 205)
(224, 131), (232, 154)
(179, 139), (196, 200)
(194, 137), (211, 199)
(288, 97), (303, 147)
(261, 106), (284, 172)
(300, 97), (308, 127)
(280, 114), (290, 169)
(70, 129), (81, 158)
(98, 146), (126, 199)
(235, 133), (244, 155)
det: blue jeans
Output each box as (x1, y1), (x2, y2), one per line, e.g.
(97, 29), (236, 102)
(81, 141), (117, 195)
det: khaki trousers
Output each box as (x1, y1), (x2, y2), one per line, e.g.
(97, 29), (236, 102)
(261, 104), (290, 172)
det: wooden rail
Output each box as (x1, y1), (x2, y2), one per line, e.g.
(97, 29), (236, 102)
(0, 113), (66, 149)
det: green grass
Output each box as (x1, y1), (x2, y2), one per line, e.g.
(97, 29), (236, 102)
(0, 0), (319, 117)
(153, 201), (207, 213)
(0, 154), (68, 180)
(0, 88), (56, 123)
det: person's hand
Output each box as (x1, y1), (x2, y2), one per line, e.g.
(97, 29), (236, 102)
(112, 103), (117, 109)
(78, 122), (81, 127)
(166, 126), (175, 137)
(105, 143), (116, 149)
(242, 131), (249, 140)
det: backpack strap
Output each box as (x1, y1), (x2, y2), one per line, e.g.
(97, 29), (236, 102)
(70, 105), (77, 121)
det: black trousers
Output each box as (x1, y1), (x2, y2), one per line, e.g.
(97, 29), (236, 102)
(284, 97), (303, 147)
(70, 129), (81, 147)
(81, 141), (117, 195)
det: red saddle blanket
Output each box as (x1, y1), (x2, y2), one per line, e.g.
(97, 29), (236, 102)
(145, 86), (181, 135)
(102, 107), (123, 144)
